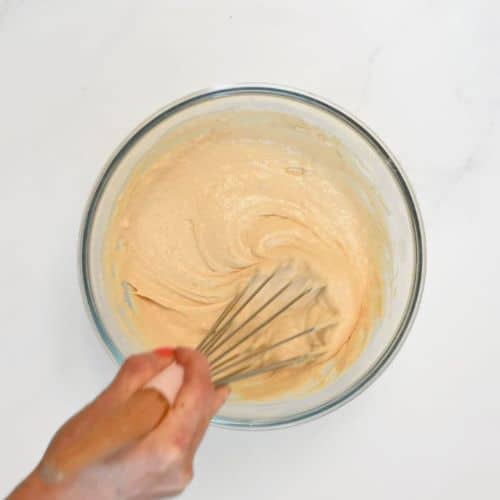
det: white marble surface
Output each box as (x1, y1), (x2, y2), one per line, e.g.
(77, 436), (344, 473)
(1, 1), (499, 498)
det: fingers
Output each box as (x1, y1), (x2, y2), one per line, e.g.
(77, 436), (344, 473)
(187, 385), (230, 457)
(175, 347), (212, 383)
(42, 350), (175, 462)
(155, 348), (213, 437)
(212, 385), (231, 414)
(173, 349), (230, 413)
(84, 348), (230, 497)
(69, 352), (174, 431)
(103, 350), (175, 408)
(148, 348), (228, 453)
(171, 347), (218, 424)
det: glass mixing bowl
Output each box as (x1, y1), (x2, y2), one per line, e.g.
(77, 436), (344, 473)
(80, 85), (425, 429)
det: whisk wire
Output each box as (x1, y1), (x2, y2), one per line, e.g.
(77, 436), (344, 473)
(209, 286), (313, 365)
(193, 271), (332, 388)
(197, 293), (240, 352)
(204, 279), (293, 358)
(213, 351), (325, 387)
(199, 271), (275, 355)
(210, 326), (317, 376)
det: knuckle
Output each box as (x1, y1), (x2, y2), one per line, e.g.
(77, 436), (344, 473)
(172, 431), (192, 452)
(179, 347), (211, 373)
(167, 443), (184, 463)
(194, 350), (210, 369)
(121, 354), (147, 374)
(180, 463), (194, 487)
(143, 442), (179, 473)
(164, 438), (188, 463)
(190, 372), (214, 396)
(112, 354), (155, 393)
(149, 446), (193, 493)
(168, 462), (193, 492)
(189, 381), (212, 401)
(150, 448), (171, 471)
(118, 355), (152, 384)
(150, 439), (186, 471)
(204, 386), (219, 407)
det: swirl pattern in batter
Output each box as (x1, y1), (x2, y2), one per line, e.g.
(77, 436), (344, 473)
(104, 111), (388, 400)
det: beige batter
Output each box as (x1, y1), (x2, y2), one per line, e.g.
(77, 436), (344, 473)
(104, 111), (388, 400)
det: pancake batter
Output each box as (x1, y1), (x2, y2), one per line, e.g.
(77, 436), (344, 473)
(104, 111), (388, 400)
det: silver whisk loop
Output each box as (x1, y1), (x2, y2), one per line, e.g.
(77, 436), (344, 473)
(195, 270), (331, 387)
(202, 272), (280, 356)
(210, 326), (316, 376)
(213, 352), (325, 387)
(209, 286), (313, 365)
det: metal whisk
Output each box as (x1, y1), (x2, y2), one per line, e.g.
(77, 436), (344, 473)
(197, 269), (327, 387)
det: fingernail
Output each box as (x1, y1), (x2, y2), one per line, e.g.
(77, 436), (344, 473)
(154, 347), (175, 358)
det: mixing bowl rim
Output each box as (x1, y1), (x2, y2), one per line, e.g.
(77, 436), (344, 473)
(79, 83), (426, 430)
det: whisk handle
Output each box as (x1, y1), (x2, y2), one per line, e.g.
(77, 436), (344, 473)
(41, 363), (184, 483)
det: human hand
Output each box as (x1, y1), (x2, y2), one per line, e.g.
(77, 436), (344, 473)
(10, 348), (229, 499)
